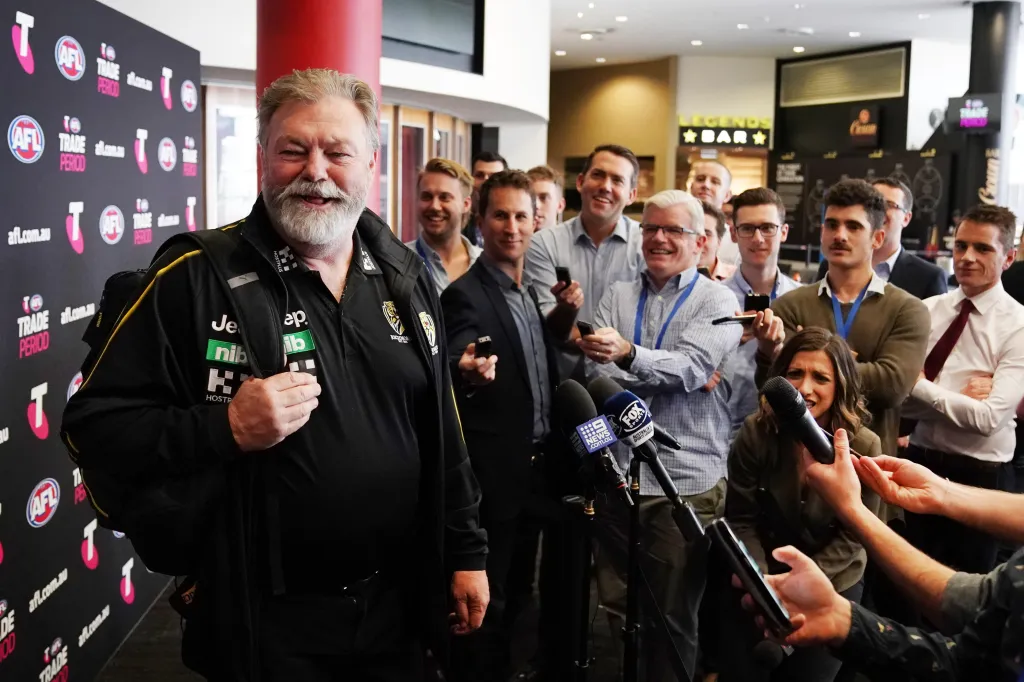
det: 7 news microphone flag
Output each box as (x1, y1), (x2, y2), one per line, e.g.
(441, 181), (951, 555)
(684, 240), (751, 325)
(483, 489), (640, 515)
(0, 1), (201, 679)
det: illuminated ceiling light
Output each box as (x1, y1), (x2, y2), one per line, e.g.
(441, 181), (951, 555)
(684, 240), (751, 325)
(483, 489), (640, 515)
(794, 3), (805, 8)
(555, 50), (567, 56)
(849, 31), (861, 37)
(577, 12), (583, 18)
(691, 40), (703, 46)
(596, 57), (606, 63)
(918, 13), (930, 19)
(793, 46), (806, 53)
(615, 15), (628, 22)
(589, 2), (595, 7)
(737, 23), (749, 29)
(580, 33), (594, 40)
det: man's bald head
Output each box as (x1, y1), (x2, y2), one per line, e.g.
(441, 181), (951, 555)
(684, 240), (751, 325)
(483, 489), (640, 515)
(689, 160), (733, 209)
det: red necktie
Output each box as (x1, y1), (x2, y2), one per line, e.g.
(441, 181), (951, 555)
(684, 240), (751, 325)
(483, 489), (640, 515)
(923, 299), (975, 381)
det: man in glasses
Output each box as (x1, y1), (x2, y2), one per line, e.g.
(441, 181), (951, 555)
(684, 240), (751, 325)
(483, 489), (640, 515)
(721, 188), (802, 434)
(816, 178), (947, 300)
(578, 189), (742, 681)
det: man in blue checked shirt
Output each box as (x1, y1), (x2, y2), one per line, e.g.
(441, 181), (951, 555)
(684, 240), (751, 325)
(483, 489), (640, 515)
(578, 189), (742, 681)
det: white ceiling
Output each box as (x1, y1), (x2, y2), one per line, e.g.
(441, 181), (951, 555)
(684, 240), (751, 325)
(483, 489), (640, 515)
(550, 0), (973, 69)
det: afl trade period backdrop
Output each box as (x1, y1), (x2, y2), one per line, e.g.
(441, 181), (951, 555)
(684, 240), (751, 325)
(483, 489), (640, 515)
(0, 0), (201, 678)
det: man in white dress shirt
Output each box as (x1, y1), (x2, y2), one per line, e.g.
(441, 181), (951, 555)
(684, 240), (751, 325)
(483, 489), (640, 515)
(902, 204), (1024, 575)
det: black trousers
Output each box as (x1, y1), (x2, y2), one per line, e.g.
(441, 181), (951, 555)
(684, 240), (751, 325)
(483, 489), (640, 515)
(905, 445), (1012, 575)
(257, 576), (424, 682)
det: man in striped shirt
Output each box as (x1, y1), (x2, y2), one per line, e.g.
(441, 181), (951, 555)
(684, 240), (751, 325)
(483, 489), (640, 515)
(579, 189), (742, 681)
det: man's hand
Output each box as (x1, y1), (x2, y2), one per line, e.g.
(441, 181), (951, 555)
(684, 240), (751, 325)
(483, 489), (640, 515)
(578, 327), (631, 365)
(450, 570), (490, 635)
(897, 435), (910, 449)
(801, 428), (864, 521)
(227, 372), (320, 452)
(752, 309), (785, 358)
(738, 546), (852, 648)
(458, 343), (497, 386)
(738, 310), (756, 345)
(962, 375), (993, 401)
(552, 280), (584, 313)
(703, 370), (722, 393)
(854, 455), (949, 516)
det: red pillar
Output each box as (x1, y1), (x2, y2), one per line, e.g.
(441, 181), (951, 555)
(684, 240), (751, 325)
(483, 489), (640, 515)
(256, 0), (383, 209)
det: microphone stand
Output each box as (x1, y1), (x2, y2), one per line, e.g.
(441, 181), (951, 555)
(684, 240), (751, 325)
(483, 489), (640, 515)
(613, 444), (706, 682)
(563, 482), (597, 682)
(623, 460), (642, 682)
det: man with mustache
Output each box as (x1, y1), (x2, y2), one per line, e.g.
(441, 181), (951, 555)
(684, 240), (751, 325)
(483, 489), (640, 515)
(406, 157), (481, 294)
(63, 69), (488, 681)
(752, 179), (930, 461)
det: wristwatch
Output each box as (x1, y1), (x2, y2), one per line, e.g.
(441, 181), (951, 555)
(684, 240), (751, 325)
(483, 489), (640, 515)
(616, 342), (637, 370)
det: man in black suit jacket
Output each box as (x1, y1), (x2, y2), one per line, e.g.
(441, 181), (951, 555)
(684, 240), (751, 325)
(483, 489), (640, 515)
(442, 170), (583, 681)
(816, 178), (948, 300)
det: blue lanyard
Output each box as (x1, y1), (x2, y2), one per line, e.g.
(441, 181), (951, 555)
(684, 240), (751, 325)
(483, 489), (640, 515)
(415, 240), (436, 280)
(831, 283), (870, 340)
(634, 271), (700, 349)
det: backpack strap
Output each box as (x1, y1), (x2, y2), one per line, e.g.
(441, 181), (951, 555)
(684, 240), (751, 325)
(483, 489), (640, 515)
(155, 229), (287, 379)
(156, 229), (289, 595)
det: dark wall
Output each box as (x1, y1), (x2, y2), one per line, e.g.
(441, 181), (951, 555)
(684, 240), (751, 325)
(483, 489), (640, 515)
(773, 43), (911, 155)
(382, 0), (484, 74)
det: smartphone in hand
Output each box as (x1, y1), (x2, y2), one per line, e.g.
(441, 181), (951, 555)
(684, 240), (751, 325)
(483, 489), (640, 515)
(745, 293), (771, 313)
(555, 266), (572, 288)
(576, 321), (595, 337)
(474, 336), (493, 358)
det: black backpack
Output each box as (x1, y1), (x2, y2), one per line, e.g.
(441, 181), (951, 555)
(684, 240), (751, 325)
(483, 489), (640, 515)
(68, 227), (287, 576)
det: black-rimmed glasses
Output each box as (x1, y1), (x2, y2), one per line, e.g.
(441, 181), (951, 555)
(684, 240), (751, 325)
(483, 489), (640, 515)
(736, 223), (780, 238)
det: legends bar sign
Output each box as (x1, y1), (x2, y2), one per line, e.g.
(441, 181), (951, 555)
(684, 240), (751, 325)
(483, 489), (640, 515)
(679, 126), (769, 147)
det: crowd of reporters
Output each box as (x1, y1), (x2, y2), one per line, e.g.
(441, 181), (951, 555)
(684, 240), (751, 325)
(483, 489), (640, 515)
(424, 142), (1024, 682)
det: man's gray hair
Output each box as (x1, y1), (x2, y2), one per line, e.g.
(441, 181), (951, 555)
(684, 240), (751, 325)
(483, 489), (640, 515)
(644, 189), (705, 233)
(257, 68), (380, 152)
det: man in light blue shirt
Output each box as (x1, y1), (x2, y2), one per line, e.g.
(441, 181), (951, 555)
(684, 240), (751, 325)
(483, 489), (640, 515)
(579, 189), (741, 681)
(525, 144), (645, 380)
(721, 188), (801, 435)
(405, 158), (481, 294)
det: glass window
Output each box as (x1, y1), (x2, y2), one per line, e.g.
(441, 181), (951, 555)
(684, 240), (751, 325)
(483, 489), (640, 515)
(215, 106), (259, 226)
(379, 120), (390, 222)
(401, 125), (426, 241)
(434, 129), (450, 159)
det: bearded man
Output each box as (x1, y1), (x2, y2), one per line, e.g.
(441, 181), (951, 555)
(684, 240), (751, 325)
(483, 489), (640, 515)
(62, 68), (489, 681)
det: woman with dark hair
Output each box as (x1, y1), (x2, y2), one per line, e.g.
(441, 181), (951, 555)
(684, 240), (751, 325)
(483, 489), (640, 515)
(718, 327), (883, 682)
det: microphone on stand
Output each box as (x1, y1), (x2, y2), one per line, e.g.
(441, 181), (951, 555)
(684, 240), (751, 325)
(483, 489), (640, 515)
(554, 379), (633, 507)
(586, 376), (704, 542)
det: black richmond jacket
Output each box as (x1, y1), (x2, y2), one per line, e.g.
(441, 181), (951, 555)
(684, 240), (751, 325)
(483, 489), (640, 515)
(62, 196), (488, 680)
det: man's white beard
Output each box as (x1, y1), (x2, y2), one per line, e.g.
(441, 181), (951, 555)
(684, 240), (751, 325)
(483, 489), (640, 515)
(263, 175), (368, 251)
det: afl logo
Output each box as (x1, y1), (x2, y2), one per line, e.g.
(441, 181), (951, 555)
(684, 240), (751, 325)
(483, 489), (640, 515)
(54, 35), (85, 81)
(181, 79), (198, 112)
(99, 205), (125, 245)
(64, 116), (81, 133)
(44, 637), (63, 662)
(158, 137), (176, 171)
(104, 44), (116, 60)
(68, 371), (83, 401)
(27, 478), (60, 528)
(8, 114), (44, 163)
(0, 599), (7, 616)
